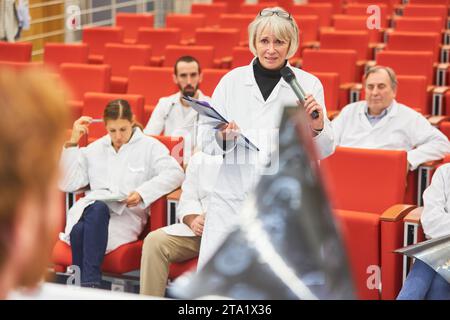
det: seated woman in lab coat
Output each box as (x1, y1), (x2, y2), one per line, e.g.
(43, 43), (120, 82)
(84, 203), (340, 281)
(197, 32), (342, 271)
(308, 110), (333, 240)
(397, 163), (450, 300)
(59, 99), (185, 288)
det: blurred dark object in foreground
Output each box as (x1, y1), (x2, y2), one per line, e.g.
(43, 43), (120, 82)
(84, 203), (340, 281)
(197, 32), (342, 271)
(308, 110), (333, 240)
(170, 106), (355, 299)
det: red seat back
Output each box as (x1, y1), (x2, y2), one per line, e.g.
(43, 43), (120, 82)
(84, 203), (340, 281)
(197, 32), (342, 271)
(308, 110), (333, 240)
(213, 0), (244, 13)
(0, 42), (32, 62)
(311, 72), (340, 110)
(333, 15), (386, 43)
(321, 147), (408, 213)
(127, 66), (177, 106)
(320, 30), (371, 60)
(218, 14), (254, 42)
(439, 121), (450, 139)
(239, 3), (278, 15)
(60, 63), (111, 101)
(402, 4), (448, 27)
(104, 43), (151, 77)
(82, 27), (124, 57)
(308, 0), (344, 14)
(195, 28), (240, 61)
(150, 135), (184, 166)
(231, 46), (254, 68)
(115, 13), (154, 42)
(136, 28), (181, 58)
(166, 14), (206, 42)
(302, 49), (358, 83)
(201, 68), (228, 97)
(44, 43), (89, 68)
(376, 50), (435, 86)
(385, 32), (441, 62)
(191, 3), (228, 27)
(163, 45), (215, 69)
(394, 17), (444, 33)
(291, 4), (333, 27)
(294, 15), (320, 44)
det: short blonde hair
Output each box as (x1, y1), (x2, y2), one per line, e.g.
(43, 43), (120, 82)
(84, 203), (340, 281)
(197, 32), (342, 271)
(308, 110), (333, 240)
(248, 7), (299, 59)
(0, 68), (69, 286)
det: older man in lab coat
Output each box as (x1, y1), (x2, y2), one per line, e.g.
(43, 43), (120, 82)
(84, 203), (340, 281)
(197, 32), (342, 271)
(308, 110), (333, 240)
(144, 55), (212, 163)
(332, 66), (450, 171)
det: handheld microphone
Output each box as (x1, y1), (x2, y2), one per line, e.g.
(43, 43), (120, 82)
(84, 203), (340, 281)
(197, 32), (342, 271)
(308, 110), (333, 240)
(280, 66), (319, 119)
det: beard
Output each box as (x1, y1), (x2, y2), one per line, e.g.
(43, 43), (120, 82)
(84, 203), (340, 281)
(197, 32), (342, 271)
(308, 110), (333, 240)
(181, 84), (198, 97)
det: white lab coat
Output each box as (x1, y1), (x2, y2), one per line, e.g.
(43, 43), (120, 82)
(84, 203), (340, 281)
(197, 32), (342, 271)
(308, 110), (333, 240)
(421, 163), (450, 239)
(332, 100), (450, 170)
(196, 59), (335, 270)
(162, 152), (223, 237)
(144, 91), (212, 163)
(59, 128), (185, 253)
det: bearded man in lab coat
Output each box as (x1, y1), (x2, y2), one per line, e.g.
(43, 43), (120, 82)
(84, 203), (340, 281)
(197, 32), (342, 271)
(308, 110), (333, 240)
(144, 55), (212, 163)
(332, 66), (450, 171)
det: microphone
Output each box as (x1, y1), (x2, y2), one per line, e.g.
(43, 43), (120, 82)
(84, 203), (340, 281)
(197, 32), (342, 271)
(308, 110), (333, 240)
(280, 66), (319, 119)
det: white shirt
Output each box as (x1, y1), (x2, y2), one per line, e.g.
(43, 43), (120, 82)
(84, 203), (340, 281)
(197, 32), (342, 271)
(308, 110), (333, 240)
(144, 91), (212, 163)
(162, 152), (223, 237)
(421, 163), (450, 239)
(332, 100), (450, 170)
(59, 128), (185, 252)
(195, 59), (335, 270)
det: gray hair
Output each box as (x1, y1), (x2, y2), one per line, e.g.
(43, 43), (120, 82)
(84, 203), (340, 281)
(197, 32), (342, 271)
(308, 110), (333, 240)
(248, 7), (299, 59)
(364, 66), (398, 91)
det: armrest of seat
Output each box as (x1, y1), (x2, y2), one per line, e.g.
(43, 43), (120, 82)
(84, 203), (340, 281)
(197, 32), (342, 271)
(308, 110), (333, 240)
(167, 188), (182, 201)
(150, 195), (168, 231)
(150, 56), (164, 66)
(380, 204), (417, 300)
(404, 206), (423, 225)
(428, 115), (450, 126)
(431, 86), (449, 115)
(435, 63), (450, 86)
(327, 110), (340, 120)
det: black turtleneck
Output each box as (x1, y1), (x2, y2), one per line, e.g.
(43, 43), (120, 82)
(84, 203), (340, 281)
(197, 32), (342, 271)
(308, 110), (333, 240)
(253, 58), (287, 101)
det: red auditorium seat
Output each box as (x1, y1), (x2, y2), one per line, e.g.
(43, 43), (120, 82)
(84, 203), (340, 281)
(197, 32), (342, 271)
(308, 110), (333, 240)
(163, 45), (215, 69)
(376, 50), (436, 86)
(201, 68), (228, 97)
(333, 15), (386, 43)
(402, 4), (448, 28)
(103, 43), (151, 93)
(127, 66), (177, 124)
(294, 15), (320, 46)
(349, 0), (399, 13)
(82, 27), (124, 64)
(136, 28), (181, 66)
(81, 92), (145, 143)
(213, 0), (244, 14)
(344, 3), (390, 23)
(320, 30), (372, 61)
(385, 32), (442, 63)
(393, 17), (444, 34)
(43, 43), (89, 68)
(218, 14), (254, 45)
(191, 3), (228, 27)
(195, 28), (240, 68)
(308, 0), (344, 14)
(302, 49), (358, 106)
(311, 72), (340, 111)
(231, 46), (254, 69)
(290, 3), (333, 27)
(439, 121), (450, 139)
(0, 41), (32, 62)
(239, 3), (278, 15)
(408, 0), (449, 5)
(115, 13), (154, 44)
(321, 147), (415, 300)
(51, 136), (183, 278)
(60, 63), (111, 122)
(165, 14), (206, 44)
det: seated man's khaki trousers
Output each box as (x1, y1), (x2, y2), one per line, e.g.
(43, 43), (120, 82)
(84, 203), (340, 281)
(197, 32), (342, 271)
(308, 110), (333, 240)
(140, 228), (201, 297)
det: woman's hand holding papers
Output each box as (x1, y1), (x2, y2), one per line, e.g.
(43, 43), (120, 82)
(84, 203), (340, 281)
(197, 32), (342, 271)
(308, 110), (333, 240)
(216, 121), (241, 141)
(125, 191), (142, 207)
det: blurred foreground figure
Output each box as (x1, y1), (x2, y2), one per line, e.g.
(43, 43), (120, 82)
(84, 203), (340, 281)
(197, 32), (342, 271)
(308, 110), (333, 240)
(170, 106), (355, 299)
(0, 68), (69, 298)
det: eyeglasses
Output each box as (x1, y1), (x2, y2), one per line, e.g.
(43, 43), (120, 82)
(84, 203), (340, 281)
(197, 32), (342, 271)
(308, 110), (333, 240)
(259, 9), (291, 20)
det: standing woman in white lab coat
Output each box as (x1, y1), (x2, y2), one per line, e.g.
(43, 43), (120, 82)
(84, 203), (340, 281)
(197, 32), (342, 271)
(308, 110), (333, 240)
(196, 7), (335, 270)
(397, 163), (450, 300)
(59, 99), (184, 287)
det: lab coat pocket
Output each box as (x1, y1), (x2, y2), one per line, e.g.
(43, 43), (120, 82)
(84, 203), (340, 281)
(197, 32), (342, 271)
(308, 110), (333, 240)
(124, 165), (146, 190)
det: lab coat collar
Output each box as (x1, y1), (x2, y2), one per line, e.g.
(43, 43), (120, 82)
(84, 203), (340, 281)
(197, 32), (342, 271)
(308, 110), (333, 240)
(245, 57), (291, 88)
(358, 99), (399, 118)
